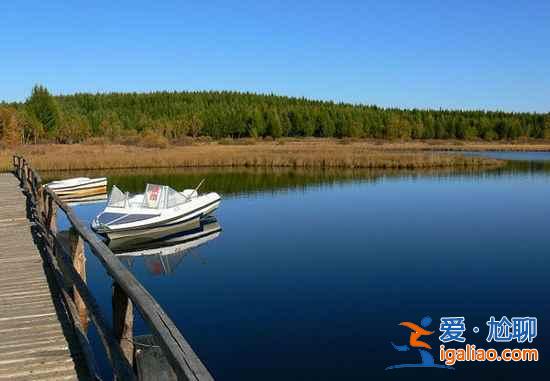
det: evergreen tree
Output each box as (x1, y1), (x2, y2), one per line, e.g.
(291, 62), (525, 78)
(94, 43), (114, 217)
(25, 85), (61, 138)
(248, 109), (265, 137)
(266, 109), (283, 138)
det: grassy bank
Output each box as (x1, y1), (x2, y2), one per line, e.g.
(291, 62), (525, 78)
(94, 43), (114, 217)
(374, 139), (550, 152)
(0, 139), (511, 172)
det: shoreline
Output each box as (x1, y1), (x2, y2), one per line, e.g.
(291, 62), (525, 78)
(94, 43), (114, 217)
(4, 139), (548, 172)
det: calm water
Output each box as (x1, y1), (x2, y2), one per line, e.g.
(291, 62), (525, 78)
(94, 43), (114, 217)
(461, 150), (550, 162)
(51, 154), (550, 380)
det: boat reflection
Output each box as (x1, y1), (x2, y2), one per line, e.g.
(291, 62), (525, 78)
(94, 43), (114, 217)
(110, 216), (221, 276)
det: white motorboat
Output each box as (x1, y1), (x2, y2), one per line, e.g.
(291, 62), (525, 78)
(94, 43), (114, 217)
(45, 177), (107, 199)
(91, 183), (221, 240)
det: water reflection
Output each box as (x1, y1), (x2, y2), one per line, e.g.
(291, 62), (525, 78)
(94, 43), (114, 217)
(460, 150), (550, 162)
(41, 159), (550, 200)
(111, 216), (221, 276)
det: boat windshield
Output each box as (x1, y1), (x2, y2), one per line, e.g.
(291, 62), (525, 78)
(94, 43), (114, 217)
(107, 185), (128, 208)
(142, 184), (188, 209)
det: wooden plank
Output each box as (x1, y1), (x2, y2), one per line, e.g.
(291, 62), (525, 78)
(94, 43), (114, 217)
(0, 358), (75, 373)
(0, 337), (69, 353)
(0, 328), (68, 342)
(0, 320), (66, 334)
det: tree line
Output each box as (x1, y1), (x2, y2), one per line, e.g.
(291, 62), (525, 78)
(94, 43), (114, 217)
(1, 85), (549, 145)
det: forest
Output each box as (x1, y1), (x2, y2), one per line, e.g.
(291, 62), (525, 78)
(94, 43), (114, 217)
(1, 85), (549, 145)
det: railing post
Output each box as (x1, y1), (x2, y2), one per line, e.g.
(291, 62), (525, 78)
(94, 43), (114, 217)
(12, 156), (18, 177)
(15, 157), (22, 182)
(70, 228), (89, 332)
(31, 173), (38, 200)
(113, 282), (134, 375)
(20, 158), (24, 183)
(36, 185), (45, 225)
(47, 193), (58, 239)
(20, 161), (27, 188)
(42, 187), (50, 224)
(25, 163), (32, 193)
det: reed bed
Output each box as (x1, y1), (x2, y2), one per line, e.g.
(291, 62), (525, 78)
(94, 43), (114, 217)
(0, 140), (506, 172)
(370, 140), (550, 152)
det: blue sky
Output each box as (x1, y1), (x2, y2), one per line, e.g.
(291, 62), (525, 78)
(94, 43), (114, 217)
(1, 0), (549, 112)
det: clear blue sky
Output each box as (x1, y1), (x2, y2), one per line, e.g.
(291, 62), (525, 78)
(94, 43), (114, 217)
(1, 0), (549, 112)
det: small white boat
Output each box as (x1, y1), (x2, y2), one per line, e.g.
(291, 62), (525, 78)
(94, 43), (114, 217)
(91, 183), (221, 240)
(45, 177), (107, 199)
(46, 177), (107, 193)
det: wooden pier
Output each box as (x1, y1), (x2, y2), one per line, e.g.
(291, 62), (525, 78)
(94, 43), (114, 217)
(0, 157), (215, 380)
(0, 173), (80, 380)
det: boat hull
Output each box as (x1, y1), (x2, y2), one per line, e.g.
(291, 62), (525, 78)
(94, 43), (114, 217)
(47, 178), (107, 192)
(46, 177), (108, 202)
(56, 186), (108, 198)
(110, 216), (221, 252)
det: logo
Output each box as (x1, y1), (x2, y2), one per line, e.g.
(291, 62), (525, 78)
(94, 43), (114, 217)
(386, 315), (539, 370)
(386, 315), (454, 370)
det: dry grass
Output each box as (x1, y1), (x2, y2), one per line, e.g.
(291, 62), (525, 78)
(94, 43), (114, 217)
(0, 140), (510, 172)
(365, 139), (550, 152)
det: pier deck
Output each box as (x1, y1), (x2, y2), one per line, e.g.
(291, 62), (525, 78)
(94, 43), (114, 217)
(0, 173), (79, 380)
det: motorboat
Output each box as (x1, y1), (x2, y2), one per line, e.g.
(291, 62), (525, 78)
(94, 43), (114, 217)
(114, 217), (221, 275)
(91, 183), (221, 240)
(45, 177), (107, 200)
(45, 177), (107, 194)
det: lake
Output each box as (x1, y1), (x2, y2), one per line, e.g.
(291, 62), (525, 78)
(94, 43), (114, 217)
(50, 152), (550, 380)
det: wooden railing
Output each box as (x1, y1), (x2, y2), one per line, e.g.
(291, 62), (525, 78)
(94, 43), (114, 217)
(13, 155), (214, 381)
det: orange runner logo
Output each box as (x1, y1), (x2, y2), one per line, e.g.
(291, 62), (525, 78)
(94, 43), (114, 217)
(399, 320), (433, 349)
(386, 315), (453, 370)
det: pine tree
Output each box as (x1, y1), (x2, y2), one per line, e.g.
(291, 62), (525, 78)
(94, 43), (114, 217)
(248, 109), (265, 137)
(266, 109), (283, 138)
(25, 85), (61, 139)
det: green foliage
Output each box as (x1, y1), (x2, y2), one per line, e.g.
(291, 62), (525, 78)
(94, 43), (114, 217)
(57, 111), (91, 143)
(5, 86), (549, 143)
(247, 109), (265, 138)
(266, 109), (283, 138)
(25, 85), (61, 138)
(464, 125), (478, 140)
(99, 112), (123, 140)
